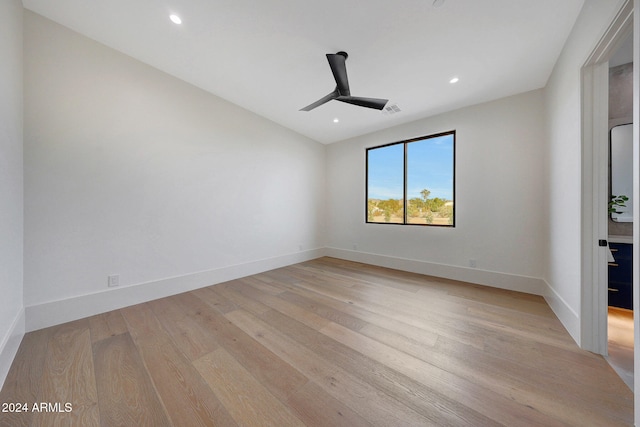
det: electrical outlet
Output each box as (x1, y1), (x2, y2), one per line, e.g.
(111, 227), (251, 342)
(108, 275), (120, 287)
(469, 259), (477, 268)
(353, 244), (358, 250)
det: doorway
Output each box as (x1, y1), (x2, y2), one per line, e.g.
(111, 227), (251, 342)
(607, 43), (634, 388)
(580, 0), (633, 358)
(581, 0), (640, 410)
(580, 0), (640, 389)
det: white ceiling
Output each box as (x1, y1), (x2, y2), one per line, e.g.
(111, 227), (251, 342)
(22, 0), (585, 144)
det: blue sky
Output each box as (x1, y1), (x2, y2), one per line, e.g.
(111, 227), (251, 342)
(367, 134), (454, 200)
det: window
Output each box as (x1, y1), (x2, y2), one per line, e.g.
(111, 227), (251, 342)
(366, 131), (455, 226)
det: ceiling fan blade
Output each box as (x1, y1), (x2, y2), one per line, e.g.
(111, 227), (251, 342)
(301, 51), (387, 112)
(337, 96), (388, 110)
(299, 88), (339, 111)
(326, 53), (350, 96)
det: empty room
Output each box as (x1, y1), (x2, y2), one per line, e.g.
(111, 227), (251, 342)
(1, 0), (639, 425)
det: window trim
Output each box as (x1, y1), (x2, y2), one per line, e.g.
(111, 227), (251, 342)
(365, 130), (456, 227)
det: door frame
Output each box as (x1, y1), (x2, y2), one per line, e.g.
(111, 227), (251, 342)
(580, 0), (633, 355)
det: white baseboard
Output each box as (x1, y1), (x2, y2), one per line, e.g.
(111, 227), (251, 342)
(25, 248), (326, 332)
(325, 247), (546, 295)
(23, 247), (581, 352)
(0, 308), (25, 389)
(541, 279), (580, 345)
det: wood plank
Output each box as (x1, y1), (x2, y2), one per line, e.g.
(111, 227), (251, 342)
(357, 322), (436, 359)
(237, 279), (439, 373)
(238, 275), (286, 296)
(256, 307), (502, 427)
(434, 334), (633, 421)
(463, 303), (576, 350)
(245, 282), (367, 331)
(192, 286), (238, 314)
(277, 286), (441, 348)
(33, 320), (100, 427)
(88, 310), (128, 343)
(226, 308), (438, 426)
(92, 333), (171, 426)
(232, 281), (331, 331)
(0, 328), (54, 427)
(319, 319), (622, 427)
(285, 380), (371, 427)
(231, 276), (456, 403)
(148, 295), (220, 361)
(286, 275), (486, 349)
(294, 258), (444, 293)
(121, 303), (238, 427)
(193, 347), (304, 427)
(169, 291), (308, 403)
(260, 267), (308, 285)
(301, 258), (555, 334)
(211, 281), (271, 315)
(243, 267), (633, 425)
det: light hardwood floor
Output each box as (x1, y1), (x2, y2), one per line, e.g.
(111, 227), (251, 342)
(608, 307), (634, 389)
(0, 257), (634, 426)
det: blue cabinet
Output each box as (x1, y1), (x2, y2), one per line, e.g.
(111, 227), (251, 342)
(608, 242), (633, 310)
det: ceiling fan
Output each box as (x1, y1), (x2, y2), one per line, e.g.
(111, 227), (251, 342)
(300, 51), (388, 112)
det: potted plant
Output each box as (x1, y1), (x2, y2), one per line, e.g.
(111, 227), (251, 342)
(609, 194), (629, 215)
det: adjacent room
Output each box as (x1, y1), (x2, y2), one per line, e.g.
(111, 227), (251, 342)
(608, 30), (635, 390)
(1, 0), (638, 425)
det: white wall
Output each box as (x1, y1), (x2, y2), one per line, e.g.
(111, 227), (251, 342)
(0, 0), (24, 386)
(543, 0), (627, 343)
(326, 90), (547, 294)
(23, 11), (326, 330)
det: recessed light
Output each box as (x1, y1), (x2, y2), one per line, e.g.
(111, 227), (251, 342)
(169, 14), (182, 24)
(449, 77), (459, 84)
(333, 118), (340, 123)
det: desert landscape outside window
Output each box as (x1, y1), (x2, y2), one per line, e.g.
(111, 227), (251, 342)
(366, 131), (455, 226)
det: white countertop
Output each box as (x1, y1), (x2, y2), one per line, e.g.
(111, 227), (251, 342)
(609, 235), (633, 244)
